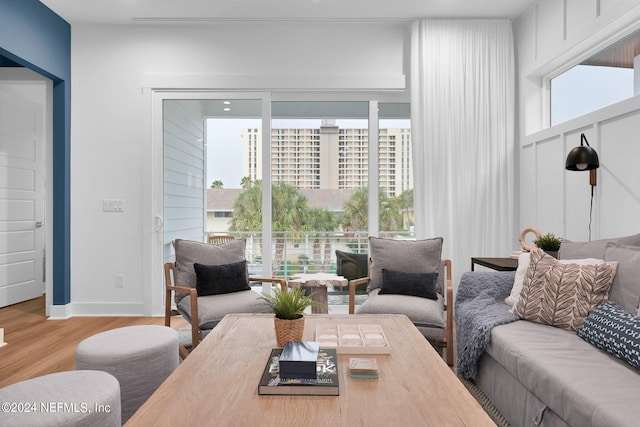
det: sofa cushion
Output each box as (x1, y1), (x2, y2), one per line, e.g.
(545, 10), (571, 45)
(356, 288), (445, 338)
(512, 250), (617, 331)
(194, 261), (250, 296)
(368, 236), (443, 293)
(379, 269), (438, 300)
(558, 233), (640, 260)
(578, 300), (640, 370)
(487, 320), (640, 427)
(604, 243), (640, 315)
(173, 238), (246, 302)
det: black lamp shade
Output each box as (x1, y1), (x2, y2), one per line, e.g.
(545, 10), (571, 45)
(565, 133), (599, 171)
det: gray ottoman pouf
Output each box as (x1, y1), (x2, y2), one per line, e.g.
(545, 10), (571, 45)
(0, 370), (121, 426)
(75, 325), (178, 423)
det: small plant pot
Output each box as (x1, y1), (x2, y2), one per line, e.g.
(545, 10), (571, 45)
(274, 316), (305, 347)
(543, 250), (559, 259)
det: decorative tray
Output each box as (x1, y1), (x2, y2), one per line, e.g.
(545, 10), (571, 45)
(315, 324), (391, 354)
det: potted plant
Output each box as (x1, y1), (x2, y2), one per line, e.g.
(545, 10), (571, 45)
(533, 233), (562, 258)
(260, 287), (324, 347)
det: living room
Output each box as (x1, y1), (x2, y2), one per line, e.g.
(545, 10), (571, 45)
(1, 0), (640, 425)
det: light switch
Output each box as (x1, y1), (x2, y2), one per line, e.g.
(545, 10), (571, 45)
(103, 199), (125, 212)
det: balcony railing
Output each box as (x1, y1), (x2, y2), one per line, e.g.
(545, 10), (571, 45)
(207, 230), (415, 279)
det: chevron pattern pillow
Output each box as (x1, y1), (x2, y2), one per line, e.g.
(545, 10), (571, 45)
(578, 300), (640, 370)
(512, 250), (618, 331)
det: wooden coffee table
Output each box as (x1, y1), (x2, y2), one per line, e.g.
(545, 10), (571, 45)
(127, 314), (494, 426)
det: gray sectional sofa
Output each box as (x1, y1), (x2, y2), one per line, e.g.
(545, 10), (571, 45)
(456, 234), (640, 427)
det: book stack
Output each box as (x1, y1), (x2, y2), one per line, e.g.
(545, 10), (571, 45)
(258, 346), (339, 396)
(349, 357), (378, 379)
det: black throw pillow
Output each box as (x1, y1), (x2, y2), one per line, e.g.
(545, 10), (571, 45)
(194, 261), (250, 296)
(379, 268), (438, 300)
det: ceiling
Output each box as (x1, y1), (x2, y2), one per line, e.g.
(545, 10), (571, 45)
(40, 0), (538, 24)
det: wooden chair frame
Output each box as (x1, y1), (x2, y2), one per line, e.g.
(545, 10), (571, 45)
(164, 262), (286, 359)
(348, 259), (454, 365)
(207, 235), (235, 245)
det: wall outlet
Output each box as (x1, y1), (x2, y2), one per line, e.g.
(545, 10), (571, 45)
(115, 274), (124, 288)
(103, 199), (124, 212)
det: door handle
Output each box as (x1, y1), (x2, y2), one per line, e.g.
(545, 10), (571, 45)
(35, 221), (44, 228)
(154, 216), (163, 232)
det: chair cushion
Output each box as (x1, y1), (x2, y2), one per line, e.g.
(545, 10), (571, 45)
(604, 242), (640, 315)
(512, 250), (617, 331)
(379, 268), (438, 300)
(173, 238), (246, 303)
(194, 261), (250, 296)
(356, 288), (445, 335)
(177, 290), (271, 330)
(368, 236), (443, 293)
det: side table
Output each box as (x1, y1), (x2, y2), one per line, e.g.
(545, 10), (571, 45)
(470, 257), (518, 272)
(288, 273), (348, 314)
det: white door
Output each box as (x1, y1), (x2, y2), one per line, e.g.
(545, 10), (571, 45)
(0, 72), (47, 308)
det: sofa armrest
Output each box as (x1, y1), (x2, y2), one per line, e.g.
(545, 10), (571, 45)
(457, 270), (516, 302)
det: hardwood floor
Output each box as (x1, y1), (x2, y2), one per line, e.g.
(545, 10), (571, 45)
(0, 296), (188, 389)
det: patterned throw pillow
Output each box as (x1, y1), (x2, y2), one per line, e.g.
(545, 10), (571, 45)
(578, 301), (640, 370)
(512, 250), (618, 331)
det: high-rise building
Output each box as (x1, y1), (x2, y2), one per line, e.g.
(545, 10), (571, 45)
(242, 121), (412, 197)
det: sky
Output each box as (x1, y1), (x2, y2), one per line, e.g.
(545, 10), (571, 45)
(551, 65), (634, 126)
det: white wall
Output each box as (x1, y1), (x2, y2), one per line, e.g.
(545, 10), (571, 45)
(70, 22), (408, 315)
(515, 0), (640, 243)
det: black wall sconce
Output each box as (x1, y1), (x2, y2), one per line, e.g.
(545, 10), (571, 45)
(565, 133), (600, 240)
(565, 133), (599, 185)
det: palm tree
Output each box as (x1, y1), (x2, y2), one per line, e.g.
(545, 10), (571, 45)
(240, 176), (252, 189)
(211, 180), (224, 189)
(342, 187), (368, 232)
(230, 180), (262, 232)
(305, 208), (338, 271)
(271, 182), (310, 275)
(395, 189), (414, 230)
(231, 181), (326, 277)
(342, 186), (402, 233)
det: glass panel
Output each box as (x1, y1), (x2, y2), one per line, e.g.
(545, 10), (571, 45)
(550, 29), (639, 126)
(203, 99), (263, 274)
(379, 103), (412, 238)
(270, 101), (369, 279)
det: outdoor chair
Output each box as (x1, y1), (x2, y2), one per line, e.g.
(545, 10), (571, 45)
(348, 236), (454, 365)
(208, 235), (235, 245)
(334, 250), (369, 293)
(165, 238), (285, 358)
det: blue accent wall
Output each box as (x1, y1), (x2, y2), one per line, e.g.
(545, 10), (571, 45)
(0, 0), (71, 306)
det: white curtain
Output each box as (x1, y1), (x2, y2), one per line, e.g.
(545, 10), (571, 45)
(411, 19), (515, 289)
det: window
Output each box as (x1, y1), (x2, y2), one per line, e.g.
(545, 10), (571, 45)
(550, 30), (639, 126)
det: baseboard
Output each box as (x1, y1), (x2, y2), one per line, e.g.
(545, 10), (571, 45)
(49, 303), (72, 319)
(61, 302), (146, 317)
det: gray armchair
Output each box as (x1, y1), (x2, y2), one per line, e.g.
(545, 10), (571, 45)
(164, 238), (285, 358)
(348, 237), (454, 365)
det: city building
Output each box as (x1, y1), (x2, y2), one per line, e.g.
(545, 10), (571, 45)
(243, 122), (412, 197)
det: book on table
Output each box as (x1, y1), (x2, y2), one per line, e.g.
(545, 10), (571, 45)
(258, 347), (339, 396)
(349, 357), (378, 379)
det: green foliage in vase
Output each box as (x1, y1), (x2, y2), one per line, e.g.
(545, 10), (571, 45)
(260, 287), (324, 320)
(534, 233), (562, 251)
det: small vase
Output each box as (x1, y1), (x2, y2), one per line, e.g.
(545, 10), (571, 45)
(274, 316), (305, 347)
